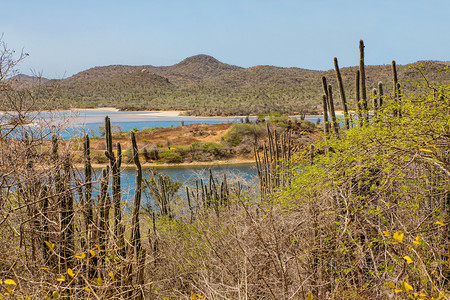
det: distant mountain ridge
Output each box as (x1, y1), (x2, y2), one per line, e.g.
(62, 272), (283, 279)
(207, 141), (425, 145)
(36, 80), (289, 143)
(10, 74), (50, 88)
(18, 55), (450, 116)
(62, 54), (243, 86)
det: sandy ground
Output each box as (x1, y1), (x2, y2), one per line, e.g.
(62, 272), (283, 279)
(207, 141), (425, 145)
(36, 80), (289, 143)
(139, 111), (183, 117)
(70, 108), (187, 118)
(70, 107), (120, 112)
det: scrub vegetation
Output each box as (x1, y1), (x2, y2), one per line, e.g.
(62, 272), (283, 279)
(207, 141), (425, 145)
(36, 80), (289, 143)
(0, 39), (449, 299)
(10, 53), (450, 117)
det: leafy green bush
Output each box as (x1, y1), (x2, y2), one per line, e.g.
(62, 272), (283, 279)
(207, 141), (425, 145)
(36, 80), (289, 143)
(222, 123), (265, 146)
(202, 142), (225, 152)
(160, 150), (183, 163)
(91, 150), (109, 163)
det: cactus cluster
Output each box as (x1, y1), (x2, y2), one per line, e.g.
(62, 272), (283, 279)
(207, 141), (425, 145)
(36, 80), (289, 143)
(320, 40), (401, 138)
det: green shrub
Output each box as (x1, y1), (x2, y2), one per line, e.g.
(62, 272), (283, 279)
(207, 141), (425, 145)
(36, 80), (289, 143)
(222, 123), (265, 146)
(160, 150), (183, 163)
(91, 150), (109, 164)
(202, 142), (225, 152)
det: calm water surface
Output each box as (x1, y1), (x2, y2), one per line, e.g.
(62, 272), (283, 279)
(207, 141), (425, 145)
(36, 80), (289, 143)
(1, 109), (324, 139)
(77, 164), (258, 205)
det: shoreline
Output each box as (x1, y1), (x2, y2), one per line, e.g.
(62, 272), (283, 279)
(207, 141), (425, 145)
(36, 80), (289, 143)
(69, 108), (324, 119)
(3, 107), (324, 119)
(74, 159), (256, 169)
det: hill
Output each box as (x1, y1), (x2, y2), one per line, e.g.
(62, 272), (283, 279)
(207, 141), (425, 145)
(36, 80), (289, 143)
(19, 56), (450, 115)
(144, 54), (243, 85)
(9, 74), (50, 89)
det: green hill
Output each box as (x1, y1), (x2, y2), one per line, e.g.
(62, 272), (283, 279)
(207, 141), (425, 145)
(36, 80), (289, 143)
(27, 56), (450, 115)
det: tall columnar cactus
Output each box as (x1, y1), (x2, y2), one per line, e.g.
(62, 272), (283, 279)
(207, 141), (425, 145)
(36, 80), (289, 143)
(186, 186), (193, 222)
(130, 131), (144, 299)
(41, 186), (49, 263)
(396, 82), (402, 118)
(52, 135), (62, 193)
(61, 154), (74, 271)
(255, 125), (294, 195)
(83, 134), (98, 279)
(130, 131), (142, 256)
(50, 135), (62, 270)
(378, 81), (384, 109)
(392, 60), (398, 94)
(355, 70), (363, 127)
(359, 40), (368, 124)
(373, 88), (378, 122)
(334, 57), (350, 129)
(99, 167), (109, 255)
(322, 76), (329, 99)
(327, 85), (340, 136)
(392, 60), (399, 117)
(83, 135), (93, 238)
(104, 116), (125, 256)
(322, 95), (330, 137)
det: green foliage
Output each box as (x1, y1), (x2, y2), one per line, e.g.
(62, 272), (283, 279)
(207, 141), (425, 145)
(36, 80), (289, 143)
(201, 142), (225, 153)
(159, 150), (183, 163)
(144, 170), (182, 216)
(281, 80), (450, 298)
(91, 150), (109, 163)
(222, 123), (264, 146)
(27, 57), (450, 116)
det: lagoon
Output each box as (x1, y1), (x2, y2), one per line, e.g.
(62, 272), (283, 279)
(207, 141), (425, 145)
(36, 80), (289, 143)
(1, 109), (325, 139)
(58, 109), (324, 137)
(76, 163), (259, 205)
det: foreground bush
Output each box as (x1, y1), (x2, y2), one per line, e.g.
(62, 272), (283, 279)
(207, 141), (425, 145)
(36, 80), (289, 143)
(142, 82), (449, 299)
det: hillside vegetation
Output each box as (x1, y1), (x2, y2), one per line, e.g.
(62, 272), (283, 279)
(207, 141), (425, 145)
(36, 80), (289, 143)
(1, 39), (449, 299)
(21, 55), (450, 116)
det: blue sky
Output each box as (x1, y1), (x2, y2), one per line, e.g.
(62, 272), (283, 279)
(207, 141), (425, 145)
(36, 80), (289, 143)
(2, 0), (449, 78)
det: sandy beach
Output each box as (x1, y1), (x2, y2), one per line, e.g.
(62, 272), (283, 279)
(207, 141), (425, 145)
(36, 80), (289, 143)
(69, 108), (186, 117)
(139, 110), (183, 117)
(70, 107), (120, 112)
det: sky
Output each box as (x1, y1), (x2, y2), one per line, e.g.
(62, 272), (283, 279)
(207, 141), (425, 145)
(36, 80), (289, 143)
(2, 0), (449, 79)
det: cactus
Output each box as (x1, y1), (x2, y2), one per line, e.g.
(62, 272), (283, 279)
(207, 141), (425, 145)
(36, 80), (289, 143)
(41, 186), (49, 263)
(129, 131), (144, 298)
(151, 212), (158, 257)
(255, 125), (294, 195)
(392, 60), (399, 117)
(327, 85), (340, 136)
(359, 40), (368, 124)
(321, 77), (332, 133)
(373, 88), (378, 122)
(378, 81), (384, 109)
(98, 167), (109, 255)
(130, 131), (142, 255)
(104, 116), (125, 256)
(397, 82), (402, 118)
(355, 70), (363, 127)
(52, 135), (62, 192)
(392, 60), (398, 93)
(136, 249), (146, 300)
(186, 186), (193, 222)
(322, 95), (330, 137)
(61, 154), (74, 271)
(83, 135), (93, 240)
(322, 76), (329, 98)
(334, 57), (350, 129)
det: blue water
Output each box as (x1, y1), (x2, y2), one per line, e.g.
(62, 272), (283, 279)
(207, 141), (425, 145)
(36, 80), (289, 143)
(69, 110), (251, 136)
(74, 164), (258, 209)
(1, 109), (325, 140)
